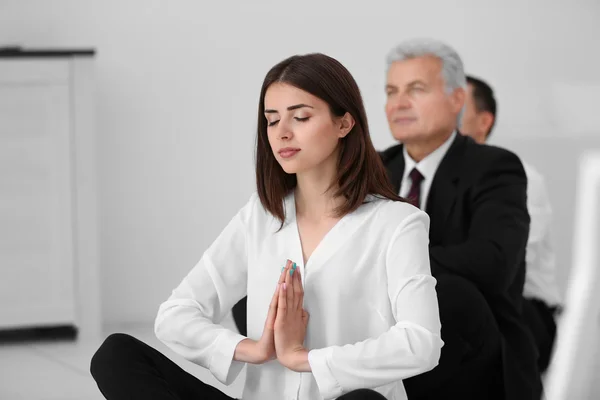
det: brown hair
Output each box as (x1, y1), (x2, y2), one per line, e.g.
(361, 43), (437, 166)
(255, 53), (404, 224)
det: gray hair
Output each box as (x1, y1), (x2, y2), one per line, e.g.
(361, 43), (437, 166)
(386, 38), (466, 125)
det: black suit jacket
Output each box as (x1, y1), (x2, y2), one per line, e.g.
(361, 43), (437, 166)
(380, 133), (541, 400)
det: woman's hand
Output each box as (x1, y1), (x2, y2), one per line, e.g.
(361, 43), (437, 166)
(234, 261), (290, 364)
(274, 260), (311, 372)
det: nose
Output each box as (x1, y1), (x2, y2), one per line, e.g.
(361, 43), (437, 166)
(275, 119), (293, 141)
(387, 92), (411, 112)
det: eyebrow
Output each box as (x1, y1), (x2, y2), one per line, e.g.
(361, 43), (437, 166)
(386, 80), (427, 91)
(407, 80), (427, 87)
(264, 104), (314, 114)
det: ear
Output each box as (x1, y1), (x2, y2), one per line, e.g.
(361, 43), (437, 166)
(479, 111), (495, 136)
(450, 87), (466, 115)
(338, 112), (355, 138)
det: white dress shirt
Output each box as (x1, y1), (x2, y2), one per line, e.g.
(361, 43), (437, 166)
(522, 162), (562, 306)
(155, 192), (443, 400)
(399, 131), (456, 208)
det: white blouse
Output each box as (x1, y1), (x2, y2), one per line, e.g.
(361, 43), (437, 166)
(155, 192), (443, 400)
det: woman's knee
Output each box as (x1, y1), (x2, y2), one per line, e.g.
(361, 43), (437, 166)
(90, 333), (138, 379)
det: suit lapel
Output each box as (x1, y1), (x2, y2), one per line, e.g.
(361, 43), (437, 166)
(381, 135), (467, 241)
(425, 134), (467, 239)
(380, 144), (405, 193)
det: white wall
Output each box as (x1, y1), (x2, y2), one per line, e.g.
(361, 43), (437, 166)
(1, 0), (599, 324)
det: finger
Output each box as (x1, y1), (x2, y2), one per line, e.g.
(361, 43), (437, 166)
(293, 264), (303, 311)
(299, 265), (305, 309)
(277, 280), (287, 318)
(279, 260), (292, 284)
(285, 262), (294, 309)
(270, 281), (280, 304)
(302, 310), (309, 325)
(265, 283), (280, 329)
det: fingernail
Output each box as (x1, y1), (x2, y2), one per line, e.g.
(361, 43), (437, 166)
(292, 262), (297, 270)
(290, 268), (294, 276)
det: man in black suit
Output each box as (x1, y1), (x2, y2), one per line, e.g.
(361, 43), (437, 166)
(380, 38), (541, 400)
(461, 75), (561, 374)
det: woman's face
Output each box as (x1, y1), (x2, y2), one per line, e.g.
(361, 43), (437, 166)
(264, 83), (353, 175)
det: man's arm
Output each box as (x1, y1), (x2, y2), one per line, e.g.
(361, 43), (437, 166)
(429, 150), (530, 295)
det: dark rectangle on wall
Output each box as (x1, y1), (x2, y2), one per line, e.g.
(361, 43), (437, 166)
(0, 47), (95, 58)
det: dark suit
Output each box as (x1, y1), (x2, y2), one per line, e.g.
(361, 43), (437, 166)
(381, 133), (541, 400)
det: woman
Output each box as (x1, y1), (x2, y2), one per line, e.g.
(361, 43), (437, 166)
(91, 53), (443, 400)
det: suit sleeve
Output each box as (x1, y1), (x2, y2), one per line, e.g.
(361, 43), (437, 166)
(429, 150), (530, 295)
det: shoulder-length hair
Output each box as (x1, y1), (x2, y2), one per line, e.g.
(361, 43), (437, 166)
(255, 53), (404, 223)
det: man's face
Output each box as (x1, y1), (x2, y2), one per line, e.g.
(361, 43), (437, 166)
(385, 55), (464, 145)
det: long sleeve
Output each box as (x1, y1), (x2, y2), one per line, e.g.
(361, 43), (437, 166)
(524, 166), (553, 272)
(308, 210), (443, 399)
(522, 164), (561, 305)
(154, 195), (256, 385)
(429, 150), (530, 295)
(525, 169), (552, 246)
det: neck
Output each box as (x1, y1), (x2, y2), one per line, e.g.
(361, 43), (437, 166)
(474, 131), (487, 144)
(294, 157), (342, 221)
(405, 129), (453, 163)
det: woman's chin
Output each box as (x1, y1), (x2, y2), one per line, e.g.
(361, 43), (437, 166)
(280, 165), (298, 175)
(277, 159), (301, 175)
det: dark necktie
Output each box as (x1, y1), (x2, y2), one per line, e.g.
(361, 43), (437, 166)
(406, 168), (425, 208)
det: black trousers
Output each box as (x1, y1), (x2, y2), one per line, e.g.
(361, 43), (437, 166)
(232, 274), (504, 400)
(402, 274), (503, 400)
(522, 297), (557, 373)
(90, 333), (387, 400)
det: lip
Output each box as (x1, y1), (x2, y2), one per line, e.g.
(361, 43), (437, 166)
(393, 117), (417, 124)
(278, 148), (301, 159)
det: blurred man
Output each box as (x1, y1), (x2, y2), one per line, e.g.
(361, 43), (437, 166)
(461, 75), (562, 373)
(380, 38), (541, 400)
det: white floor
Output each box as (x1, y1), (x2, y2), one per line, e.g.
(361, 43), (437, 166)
(0, 314), (246, 400)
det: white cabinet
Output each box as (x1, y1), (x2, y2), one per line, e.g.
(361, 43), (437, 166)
(0, 51), (100, 340)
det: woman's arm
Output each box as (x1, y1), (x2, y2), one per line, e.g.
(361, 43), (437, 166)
(308, 210), (443, 399)
(154, 195), (257, 385)
(234, 338), (268, 363)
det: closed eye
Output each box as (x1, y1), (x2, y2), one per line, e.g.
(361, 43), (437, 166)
(268, 117), (309, 127)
